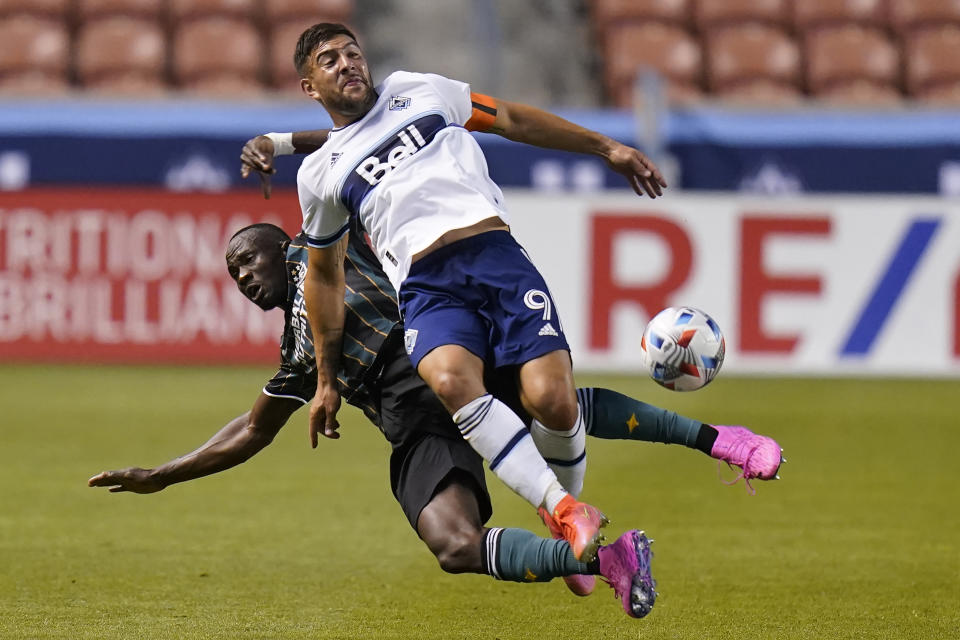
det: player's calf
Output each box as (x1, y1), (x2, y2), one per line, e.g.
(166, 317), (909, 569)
(538, 506), (595, 596)
(416, 480), (488, 574)
(431, 529), (485, 574)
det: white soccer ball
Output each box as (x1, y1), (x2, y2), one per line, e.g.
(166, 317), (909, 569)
(640, 306), (725, 391)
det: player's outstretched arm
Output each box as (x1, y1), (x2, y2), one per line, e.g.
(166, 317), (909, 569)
(240, 130), (331, 199)
(304, 237), (348, 448)
(87, 393), (301, 494)
(473, 97), (667, 199)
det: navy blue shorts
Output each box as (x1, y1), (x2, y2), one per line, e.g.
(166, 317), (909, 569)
(398, 230), (570, 369)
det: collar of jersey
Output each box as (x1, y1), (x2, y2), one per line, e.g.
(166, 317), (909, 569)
(329, 86), (385, 133)
(284, 239), (305, 312)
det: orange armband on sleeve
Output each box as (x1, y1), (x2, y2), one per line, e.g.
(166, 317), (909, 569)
(465, 93), (497, 132)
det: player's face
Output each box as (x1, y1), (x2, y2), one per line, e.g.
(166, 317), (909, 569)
(300, 34), (376, 124)
(225, 234), (288, 311)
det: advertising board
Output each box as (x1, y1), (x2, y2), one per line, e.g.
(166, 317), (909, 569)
(506, 192), (960, 376)
(0, 190), (298, 363)
(2, 189), (957, 376)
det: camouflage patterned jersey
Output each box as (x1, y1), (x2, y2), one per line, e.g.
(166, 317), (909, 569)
(263, 219), (400, 423)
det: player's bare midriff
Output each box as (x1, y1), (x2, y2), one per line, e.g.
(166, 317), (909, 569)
(411, 216), (510, 263)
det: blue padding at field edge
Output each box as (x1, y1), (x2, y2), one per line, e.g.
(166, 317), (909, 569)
(0, 99), (335, 138)
(666, 107), (960, 146)
(0, 99), (637, 141)
(3, 99), (959, 146)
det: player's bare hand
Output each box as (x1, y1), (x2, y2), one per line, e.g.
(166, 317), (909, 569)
(309, 384), (342, 447)
(606, 143), (668, 199)
(88, 468), (165, 494)
(240, 135), (277, 199)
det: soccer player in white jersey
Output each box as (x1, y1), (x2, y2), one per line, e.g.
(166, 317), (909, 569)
(289, 23), (667, 565)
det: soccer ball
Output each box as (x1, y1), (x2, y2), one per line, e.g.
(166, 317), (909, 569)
(640, 306), (725, 391)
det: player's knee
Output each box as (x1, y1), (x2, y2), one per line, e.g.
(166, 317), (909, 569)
(434, 529), (483, 574)
(430, 370), (477, 411)
(524, 379), (578, 429)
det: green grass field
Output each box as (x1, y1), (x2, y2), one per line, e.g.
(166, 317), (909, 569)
(1, 365), (958, 639)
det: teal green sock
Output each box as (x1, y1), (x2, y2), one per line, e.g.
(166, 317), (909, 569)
(578, 387), (708, 449)
(482, 527), (591, 583)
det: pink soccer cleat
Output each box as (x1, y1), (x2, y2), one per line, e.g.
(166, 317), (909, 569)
(598, 529), (656, 619)
(711, 425), (784, 493)
(538, 506), (595, 596)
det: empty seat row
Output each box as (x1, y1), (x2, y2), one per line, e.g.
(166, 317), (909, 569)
(603, 21), (960, 106)
(0, 14), (330, 95)
(591, 0), (960, 34)
(0, 0), (352, 25)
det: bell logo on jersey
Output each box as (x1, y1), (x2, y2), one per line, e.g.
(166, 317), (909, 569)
(341, 113), (447, 215)
(356, 125), (428, 185)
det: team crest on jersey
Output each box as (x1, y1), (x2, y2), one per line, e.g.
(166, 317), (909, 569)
(330, 152), (342, 167)
(388, 95), (411, 111)
(404, 328), (418, 354)
(289, 262), (304, 284)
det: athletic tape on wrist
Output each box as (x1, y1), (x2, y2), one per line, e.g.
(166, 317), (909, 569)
(264, 132), (295, 156)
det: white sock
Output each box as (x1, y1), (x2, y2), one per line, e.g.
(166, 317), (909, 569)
(542, 481), (568, 514)
(453, 394), (560, 509)
(529, 406), (587, 498)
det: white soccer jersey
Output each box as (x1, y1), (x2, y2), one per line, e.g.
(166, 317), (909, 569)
(297, 70), (509, 290)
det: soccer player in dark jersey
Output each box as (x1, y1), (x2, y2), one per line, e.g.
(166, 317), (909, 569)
(89, 218), (782, 619)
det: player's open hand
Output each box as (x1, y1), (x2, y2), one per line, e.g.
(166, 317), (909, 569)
(606, 143), (668, 199)
(309, 383), (342, 447)
(88, 468), (165, 494)
(240, 135), (277, 199)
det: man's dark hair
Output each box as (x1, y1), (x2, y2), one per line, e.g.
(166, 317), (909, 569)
(229, 223), (291, 245)
(294, 22), (358, 76)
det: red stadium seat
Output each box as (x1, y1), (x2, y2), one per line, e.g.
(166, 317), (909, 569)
(181, 75), (266, 97)
(904, 25), (960, 97)
(0, 71), (70, 95)
(83, 74), (169, 95)
(805, 25), (901, 99)
(172, 17), (265, 91)
(0, 16), (69, 86)
(75, 16), (167, 93)
(713, 80), (803, 104)
(813, 80), (904, 106)
(889, 0), (960, 35)
(73, 0), (164, 21)
(704, 24), (800, 97)
(913, 82), (960, 104)
(791, 0), (888, 32)
(590, 0), (692, 29)
(168, 0), (260, 24)
(602, 21), (704, 106)
(691, 0), (790, 31)
(262, 0), (353, 25)
(0, 0), (69, 19)
(269, 20), (313, 91)
(267, 16), (363, 91)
